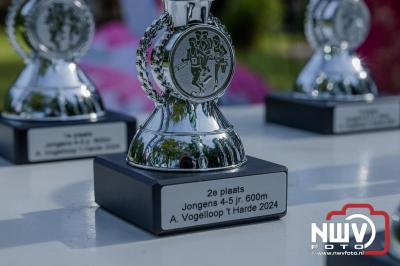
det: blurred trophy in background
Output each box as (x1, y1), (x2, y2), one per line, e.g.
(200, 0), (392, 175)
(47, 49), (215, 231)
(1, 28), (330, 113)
(391, 205), (400, 260)
(94, 0), (288, 235)
(267, 0), (400, 134)
(296, 0), (377, 100)
(0, 0), (136, 164)
(4, 0), (104, 120)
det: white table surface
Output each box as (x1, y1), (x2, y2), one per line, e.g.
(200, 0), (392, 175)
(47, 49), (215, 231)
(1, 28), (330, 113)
(0, 104), (399, 266)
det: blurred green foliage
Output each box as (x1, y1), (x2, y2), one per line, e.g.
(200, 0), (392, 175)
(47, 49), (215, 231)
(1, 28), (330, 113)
(218, 0), (309, 90)
(0, 28), (22, 111)
(238, 33), (308, 90)
(0, 1), (310, 110)
(221, 0), (284, 48)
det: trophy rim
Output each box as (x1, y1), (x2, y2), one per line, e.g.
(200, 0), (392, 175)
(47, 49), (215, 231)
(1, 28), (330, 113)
(137, 124), (237, 136)
(291, 92), (376, 102)
(25, 0), (95, 61)
(126, 156), (248, 173)
(168, 24), (235, 103)
(1, 111), (106, 122)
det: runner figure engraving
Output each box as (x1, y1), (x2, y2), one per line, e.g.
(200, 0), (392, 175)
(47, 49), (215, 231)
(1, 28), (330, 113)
(213, 35), (228, 87)
(171, 27), (234, 100)
(36, 0), (91, 57)
(181, 37), (203, 92)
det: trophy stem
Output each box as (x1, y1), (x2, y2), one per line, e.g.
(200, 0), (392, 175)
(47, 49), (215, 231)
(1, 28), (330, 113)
(295, 48), (378, 100)
(3, 58), (105, 121)
(164, 0), (213, 27)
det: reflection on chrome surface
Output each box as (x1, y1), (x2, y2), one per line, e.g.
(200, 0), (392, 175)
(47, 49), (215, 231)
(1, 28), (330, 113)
(128, 97), (246, 171)
(295, 50), (377, 101)
(3, 59), (105, 121)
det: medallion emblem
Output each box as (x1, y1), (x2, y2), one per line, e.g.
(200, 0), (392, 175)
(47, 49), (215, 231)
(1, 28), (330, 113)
(307, 0), (370, 50)
(26, 0), (94, 60)
(333, 0), (370, 49)
(170, 26), (234, 102)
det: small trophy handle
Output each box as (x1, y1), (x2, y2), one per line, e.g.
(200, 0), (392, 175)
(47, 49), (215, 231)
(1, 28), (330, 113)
(136, 12), (173, 105)
(305, 0), (319, 50)
(6, 0), (32, 63)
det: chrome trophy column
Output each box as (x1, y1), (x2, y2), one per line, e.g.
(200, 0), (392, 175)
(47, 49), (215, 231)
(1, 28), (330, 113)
(295, 0), (377, 100)
(4, 0), (105, 121)
(128, 0), (246, 171)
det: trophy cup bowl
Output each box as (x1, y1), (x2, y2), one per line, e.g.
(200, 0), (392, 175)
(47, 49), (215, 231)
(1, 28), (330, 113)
(127, 98), (246, 171)
(3, 0), (105, 121)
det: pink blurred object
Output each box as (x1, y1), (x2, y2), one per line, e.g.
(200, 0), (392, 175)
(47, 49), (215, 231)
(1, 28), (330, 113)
(80, 21), (153, 114)
(80, 21), (268, 113)
(220, 64), (268, 105)
(358, 0), (400, 94)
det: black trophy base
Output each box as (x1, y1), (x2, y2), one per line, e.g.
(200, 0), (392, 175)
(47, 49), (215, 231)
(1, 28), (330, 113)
(326, 232), (398, 266)
(266, 92), (400, 134)
(0, 111), (136, 165)
(94, 154), (288, 236)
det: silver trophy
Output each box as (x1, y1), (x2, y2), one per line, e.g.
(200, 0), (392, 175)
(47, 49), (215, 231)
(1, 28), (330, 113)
(129, 0), (246, 171)
(295, 0), (377, 100)
(4, 0), (105, 121)
(391, 206), (400, 260)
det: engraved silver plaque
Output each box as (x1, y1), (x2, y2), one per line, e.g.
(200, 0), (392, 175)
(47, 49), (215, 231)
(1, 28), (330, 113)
(161, 173), (287, 230)
(28, 122), (127, 162)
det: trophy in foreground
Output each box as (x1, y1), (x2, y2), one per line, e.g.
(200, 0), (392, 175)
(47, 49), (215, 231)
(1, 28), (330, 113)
(267, 0), (400, 134)
(94, 0), (288, 235)
(0, 0), (136, 164)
